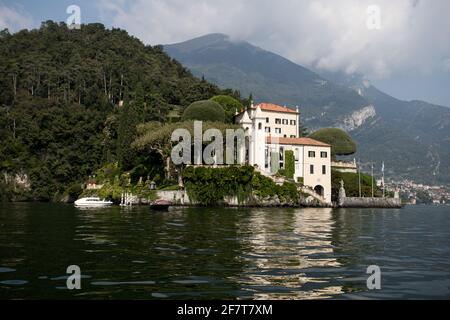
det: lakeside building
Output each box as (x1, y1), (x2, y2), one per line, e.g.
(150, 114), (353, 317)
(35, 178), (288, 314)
(331, 159), (358, 174)
(235, 103), (332, 204)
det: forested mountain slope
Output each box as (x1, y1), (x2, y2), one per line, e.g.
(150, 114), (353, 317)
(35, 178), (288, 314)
(0, 22), (236, 201)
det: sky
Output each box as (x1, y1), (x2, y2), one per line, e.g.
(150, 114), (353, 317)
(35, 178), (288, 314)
(1, 0), (450, 107)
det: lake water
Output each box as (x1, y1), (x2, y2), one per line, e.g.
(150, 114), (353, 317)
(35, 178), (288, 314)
(1, 203), (449, 300)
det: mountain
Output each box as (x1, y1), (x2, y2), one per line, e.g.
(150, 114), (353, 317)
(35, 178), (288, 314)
(164, 34), (372, 130)
(165, 34), (450, 185)
(316, 70), (450, 184)
(0, 23), (235, 201)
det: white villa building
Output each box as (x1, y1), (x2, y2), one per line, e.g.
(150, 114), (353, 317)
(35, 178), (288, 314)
(235, 103), (332, 204)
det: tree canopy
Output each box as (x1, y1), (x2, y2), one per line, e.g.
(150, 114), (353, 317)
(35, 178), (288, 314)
(309, 128), (357, 157)
(182, 100), (226, 122)
(210, 95), (244, 123)
(0, 22), (242, 201)
(133, 121), (240, 158)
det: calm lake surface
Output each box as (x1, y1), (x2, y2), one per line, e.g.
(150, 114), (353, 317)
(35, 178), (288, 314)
(1, 203), (449, 300)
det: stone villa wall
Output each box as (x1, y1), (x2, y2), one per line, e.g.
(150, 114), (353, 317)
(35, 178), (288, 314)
(156, 190), (190, 205)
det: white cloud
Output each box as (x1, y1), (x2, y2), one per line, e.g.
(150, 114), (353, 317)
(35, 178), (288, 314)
(0, 4), (34, 32)
(98, 0), (450, 79)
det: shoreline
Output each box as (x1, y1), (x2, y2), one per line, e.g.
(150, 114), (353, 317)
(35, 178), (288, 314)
(1, 200), (407, 209)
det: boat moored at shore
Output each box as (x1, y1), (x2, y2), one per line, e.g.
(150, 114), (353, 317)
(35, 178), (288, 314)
(74, 197), (113, 207)
(150, 199), (172, 211)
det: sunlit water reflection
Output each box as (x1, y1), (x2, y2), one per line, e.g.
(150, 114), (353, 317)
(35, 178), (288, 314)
(1, 203), (449, 299)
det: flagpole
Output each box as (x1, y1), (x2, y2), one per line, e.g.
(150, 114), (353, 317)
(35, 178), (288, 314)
(358, 158), (362, 198)
(371, 161), (374, 198)
(382, 161), (385, 198)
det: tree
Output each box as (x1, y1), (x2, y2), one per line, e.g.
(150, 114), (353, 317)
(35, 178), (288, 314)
(0, 22), (243, 201)
(117, 99), (143, 169)
(416, 190), (433, 205)
(280, 150), (295, 179)
(210, 95), (244, 123)
(182, 100), (225, 122)
(133, 121), (240, 179)
(331, 169), (380, 202)
(309, 128), (356, 158)
(299, 123), (309, 137)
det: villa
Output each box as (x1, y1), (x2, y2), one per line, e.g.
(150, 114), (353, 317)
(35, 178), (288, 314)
(235, 103), (332, 204)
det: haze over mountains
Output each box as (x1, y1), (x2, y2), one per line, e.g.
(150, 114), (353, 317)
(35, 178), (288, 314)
(165, 34), (450, 185)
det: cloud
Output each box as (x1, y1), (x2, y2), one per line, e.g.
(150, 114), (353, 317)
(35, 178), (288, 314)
(98, 0), (450, 79)
(0, 4), (34, 32)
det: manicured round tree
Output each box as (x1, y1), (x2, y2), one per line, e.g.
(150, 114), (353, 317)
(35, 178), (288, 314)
(309, 128), (357, 157)
(182, 100), (226, 122)
(210, 95), (244, 123)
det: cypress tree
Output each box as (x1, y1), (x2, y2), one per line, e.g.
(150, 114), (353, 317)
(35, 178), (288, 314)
(117, 83), (145, 169)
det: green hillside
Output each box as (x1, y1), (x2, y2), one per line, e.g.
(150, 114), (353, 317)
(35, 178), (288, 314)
(0, 22), (240, 201)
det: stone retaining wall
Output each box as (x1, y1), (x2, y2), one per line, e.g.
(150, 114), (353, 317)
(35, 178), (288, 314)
(339, 197), (403, 208)
(155, 190), (330, 208)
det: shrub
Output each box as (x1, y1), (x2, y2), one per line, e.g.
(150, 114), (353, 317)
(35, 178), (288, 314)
(309, 128), (356, 157)
(210, 95), (244, 123)
(284, 150), (295, 179)
(183, 166), (302, 206)
(251, 171), (278, 198)
(66, 183), (83, 198)
(331, 169), (380, 201)
(182, 100), (226, 122)
(183, 166), (254, 205)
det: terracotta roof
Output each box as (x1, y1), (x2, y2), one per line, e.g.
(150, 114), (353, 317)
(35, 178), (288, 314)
(256, 103), (299, 114)
(266, 136), (331, 147)
(237, 103), (299, 115)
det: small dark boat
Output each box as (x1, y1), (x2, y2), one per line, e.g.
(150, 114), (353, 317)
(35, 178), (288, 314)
(150, 199), (172, 211)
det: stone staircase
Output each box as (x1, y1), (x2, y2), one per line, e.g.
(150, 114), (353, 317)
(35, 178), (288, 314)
(298, 186), (327, 204)
(255, 168), (328, 205)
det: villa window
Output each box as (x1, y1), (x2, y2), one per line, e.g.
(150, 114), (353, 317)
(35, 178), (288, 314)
(294, 148), (300, 161)
(275, 118), (281, 124)
(310, 165), (314, 174)
(322, 165), (327, 175)
(265, 127), (271, 133)
(321, 151), (328, 158)
(308, 151), (316, 158)
(266, 117), (270, 123)
(258, 123), (262, 130)
(279, 147), (285, 169)
(290, 135), (296, 138)
(275, 128), (282, 134)
(290, 120), (297, 126)
(282, 119), (288, 125)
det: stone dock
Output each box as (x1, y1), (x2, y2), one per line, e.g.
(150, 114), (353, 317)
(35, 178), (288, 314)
(337, 196), (403, 208)
(129, 181), (404, 209)
(337, 180), (403, 208)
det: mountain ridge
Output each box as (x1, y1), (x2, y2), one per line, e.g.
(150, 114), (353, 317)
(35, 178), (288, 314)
(164, 33), (450, 185)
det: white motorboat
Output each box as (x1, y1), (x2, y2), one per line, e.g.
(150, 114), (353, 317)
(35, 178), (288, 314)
(74, 197), (113, 207)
